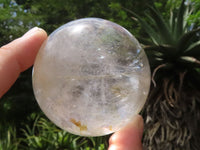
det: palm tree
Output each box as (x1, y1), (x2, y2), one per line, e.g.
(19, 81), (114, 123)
(127, 0), (200, 149)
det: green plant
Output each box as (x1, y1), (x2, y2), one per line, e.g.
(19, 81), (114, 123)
(188, 0), (200, 27)
(127, 0), (200, 149)
(0, 125), (20, 150)
(21, 114), (109, 150)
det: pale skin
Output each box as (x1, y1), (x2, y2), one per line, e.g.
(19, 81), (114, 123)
(0, 27), (143, 150)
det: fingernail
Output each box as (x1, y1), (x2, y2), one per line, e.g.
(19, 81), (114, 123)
(133, 115), (144, 139)
(23, 27), (43, 37)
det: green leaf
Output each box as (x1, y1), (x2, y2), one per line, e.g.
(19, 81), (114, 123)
(124, 8), (161, 45)
(175, 0), (186, 38)
(169, 8), (176, 33)
(184, 40), (200, 56)
(179, 56), (200, 65)
(177, 28), (200, 52)
(148, 6), (173, 44)
(144, 45), (176, 56)
(137, 18), (161, 45)
(137, 37), (153, 45)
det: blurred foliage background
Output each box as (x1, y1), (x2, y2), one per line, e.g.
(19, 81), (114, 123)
(0, 0), (200, 149)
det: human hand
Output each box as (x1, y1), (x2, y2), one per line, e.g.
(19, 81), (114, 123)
(108, 115), (143, 150)
(0, 27), (143, 150)
(0, 27), (47, 98)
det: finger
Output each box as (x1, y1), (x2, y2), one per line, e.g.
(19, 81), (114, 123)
(108, 115), (144, 150)
(0, 27), (47, 98)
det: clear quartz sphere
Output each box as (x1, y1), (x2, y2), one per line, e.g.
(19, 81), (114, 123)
(32, 18), (150, 137)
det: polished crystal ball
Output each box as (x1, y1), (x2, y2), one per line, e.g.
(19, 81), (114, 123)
(32, 18), (150, 137)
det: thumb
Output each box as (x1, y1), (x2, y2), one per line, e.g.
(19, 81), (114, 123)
(108, 115), (144, 150)
(0, 27), (47, 98)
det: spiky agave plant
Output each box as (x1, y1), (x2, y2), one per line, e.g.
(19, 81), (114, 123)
(127, 0), (200, 149)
